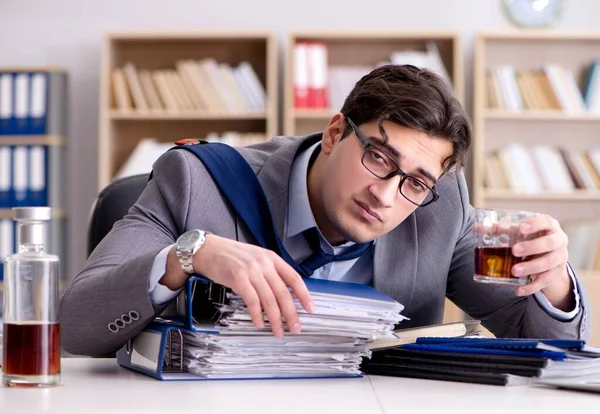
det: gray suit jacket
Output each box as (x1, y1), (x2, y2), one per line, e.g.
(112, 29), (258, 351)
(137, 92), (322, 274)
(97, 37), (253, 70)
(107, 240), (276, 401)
(59, 134), (592, 357)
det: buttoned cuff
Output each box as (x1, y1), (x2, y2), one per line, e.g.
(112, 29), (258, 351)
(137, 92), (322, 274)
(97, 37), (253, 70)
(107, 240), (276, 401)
(533, 262), (581, 322)
(148, 244), (182, 305)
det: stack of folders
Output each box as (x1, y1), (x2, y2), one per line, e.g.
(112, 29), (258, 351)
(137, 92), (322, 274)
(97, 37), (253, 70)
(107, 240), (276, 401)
(117, 276), (408, 380)
(361, 337), (600, 386)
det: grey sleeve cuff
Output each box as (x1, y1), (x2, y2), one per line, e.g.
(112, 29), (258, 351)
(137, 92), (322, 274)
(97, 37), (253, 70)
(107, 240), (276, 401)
(533, 262), (581, 322)
(148, 243), (182, 305)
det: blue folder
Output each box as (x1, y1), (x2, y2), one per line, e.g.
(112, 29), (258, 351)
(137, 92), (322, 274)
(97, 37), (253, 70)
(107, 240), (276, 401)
(395, 337), (590, 362)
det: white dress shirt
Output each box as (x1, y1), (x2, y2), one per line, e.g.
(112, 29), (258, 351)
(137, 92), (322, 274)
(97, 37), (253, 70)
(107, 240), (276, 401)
(147, 142), (580, 321)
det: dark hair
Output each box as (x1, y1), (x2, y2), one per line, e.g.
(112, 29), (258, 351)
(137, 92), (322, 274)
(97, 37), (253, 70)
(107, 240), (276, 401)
(339, 64), (472, 172)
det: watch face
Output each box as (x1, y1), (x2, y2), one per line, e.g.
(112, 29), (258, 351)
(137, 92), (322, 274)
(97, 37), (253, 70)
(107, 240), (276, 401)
(178, 230), (201, 249)
(502, 0), (566, 28)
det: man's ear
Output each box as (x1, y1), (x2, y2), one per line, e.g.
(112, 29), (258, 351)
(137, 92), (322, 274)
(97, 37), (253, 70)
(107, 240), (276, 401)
(321, 113), (345, 155)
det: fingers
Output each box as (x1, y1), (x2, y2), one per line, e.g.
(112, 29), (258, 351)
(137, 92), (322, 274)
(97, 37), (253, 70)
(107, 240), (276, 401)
(512, 231), (568, 258)
(220, 243), (314, 338)
(233, 277), (265, 330)
(519, 214), (559, 236)
(263, 264), (303, 335)
(515, 273), (551, 296)
(272, 252), (315, 314)
(246, 264), (285, 338)
(511, 249), (567, 278)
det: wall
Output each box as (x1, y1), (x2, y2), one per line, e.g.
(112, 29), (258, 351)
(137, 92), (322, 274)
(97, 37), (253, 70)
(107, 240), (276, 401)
(0, 0), (599, 280)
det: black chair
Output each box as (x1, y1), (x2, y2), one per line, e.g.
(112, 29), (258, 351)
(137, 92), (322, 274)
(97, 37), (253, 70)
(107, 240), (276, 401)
(87, 173), (149, 256)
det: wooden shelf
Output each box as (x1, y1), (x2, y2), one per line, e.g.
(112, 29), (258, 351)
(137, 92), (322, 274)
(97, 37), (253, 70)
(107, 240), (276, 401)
(484, 110), (600, 121)
(109, 110), (268, 120)
(291, 109), (336, 120)
(484, 190), (600, 201)
(288, 30), (462, 40)
(578, 270), (600, 279)
(477, 30), (600, 41)
(105, 31), (275, 41)
(473, 32), (600, 346)
(0, 135), (66, 146)
(0, 66), (67, 73)
(0, 208), (67, 219)
(284, 31), (463, 136)
(98, 31), (278, 190)
(472, 31), (600, 207)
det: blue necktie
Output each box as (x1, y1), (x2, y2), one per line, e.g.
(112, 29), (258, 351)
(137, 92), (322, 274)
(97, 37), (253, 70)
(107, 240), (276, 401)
(300, 227), (372, 275)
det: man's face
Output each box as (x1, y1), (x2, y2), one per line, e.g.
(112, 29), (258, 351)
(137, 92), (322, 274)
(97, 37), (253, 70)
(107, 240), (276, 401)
(314, 117), (453, 245)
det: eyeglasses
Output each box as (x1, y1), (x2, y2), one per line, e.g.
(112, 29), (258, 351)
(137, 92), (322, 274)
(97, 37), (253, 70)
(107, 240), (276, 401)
(346, 117), (439, 207)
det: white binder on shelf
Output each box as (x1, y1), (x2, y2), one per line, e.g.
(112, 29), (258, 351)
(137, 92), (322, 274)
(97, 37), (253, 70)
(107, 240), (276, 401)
(29, 72), (48, 135)
(0, 73), (13, 134)
(28, 145), (47, 207)
(14, 73), (30, 135)
(0, 146), (11, 207)
(11, 146), (28, 206)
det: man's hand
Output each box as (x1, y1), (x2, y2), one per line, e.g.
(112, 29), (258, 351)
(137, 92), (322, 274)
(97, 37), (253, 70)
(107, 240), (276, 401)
(511, 214), (574, 311)
(192, 234), (315, 338)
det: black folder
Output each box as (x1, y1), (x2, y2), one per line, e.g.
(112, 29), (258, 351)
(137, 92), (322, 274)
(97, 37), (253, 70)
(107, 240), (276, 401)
(362, 361), (531, 386)
(361, 348), (546, 386)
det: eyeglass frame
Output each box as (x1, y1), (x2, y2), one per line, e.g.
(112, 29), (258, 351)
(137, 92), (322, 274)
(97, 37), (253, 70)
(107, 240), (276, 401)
(345, 117), (440, 207)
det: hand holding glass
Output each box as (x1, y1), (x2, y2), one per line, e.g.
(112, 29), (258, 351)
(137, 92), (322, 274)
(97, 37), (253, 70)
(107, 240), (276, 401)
(473, 208), (539, 286)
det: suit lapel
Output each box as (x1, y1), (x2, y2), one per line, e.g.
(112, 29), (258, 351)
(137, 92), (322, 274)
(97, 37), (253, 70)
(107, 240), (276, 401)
(374, 213), (418, 310)
(255, 134), (322, 241)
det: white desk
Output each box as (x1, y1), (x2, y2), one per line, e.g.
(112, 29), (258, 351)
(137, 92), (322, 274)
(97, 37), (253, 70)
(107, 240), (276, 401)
(0, 359), (598, 413)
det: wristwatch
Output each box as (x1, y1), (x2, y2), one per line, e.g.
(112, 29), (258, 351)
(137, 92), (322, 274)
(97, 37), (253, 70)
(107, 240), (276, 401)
(175, 229), (209, 274)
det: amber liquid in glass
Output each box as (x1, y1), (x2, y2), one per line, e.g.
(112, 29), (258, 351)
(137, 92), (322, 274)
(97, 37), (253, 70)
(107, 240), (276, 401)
(2, 322), (61, 379)
(474, 247), (528, 285)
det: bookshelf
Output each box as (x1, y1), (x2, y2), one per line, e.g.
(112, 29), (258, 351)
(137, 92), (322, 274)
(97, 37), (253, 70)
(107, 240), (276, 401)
(473, 31), (600, 344)
(0, 67), (68, 299)
(98, 31), (278, 190)
(284, 31), (464, 136)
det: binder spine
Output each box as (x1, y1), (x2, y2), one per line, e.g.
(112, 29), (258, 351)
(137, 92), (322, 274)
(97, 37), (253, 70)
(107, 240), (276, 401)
(163, 328), (185, 373)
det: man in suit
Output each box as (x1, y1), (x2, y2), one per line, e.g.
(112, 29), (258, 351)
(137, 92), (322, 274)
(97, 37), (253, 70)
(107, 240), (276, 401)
(60, 65), (590, 357)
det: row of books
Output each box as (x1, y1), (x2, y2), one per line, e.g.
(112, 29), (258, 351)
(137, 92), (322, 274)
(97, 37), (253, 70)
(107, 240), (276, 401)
(293, 41), (451, 111)
(111, 60), (266, 113)
(485, 143), (600, 192)
(0, 145), (65, 209)
(485, 64), (593, 113)
(0, 71), (67, 136)
(114, 133), (267, 180)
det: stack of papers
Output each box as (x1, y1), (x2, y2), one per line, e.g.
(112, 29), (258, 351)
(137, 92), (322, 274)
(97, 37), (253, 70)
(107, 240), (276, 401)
(178, 278), (408, 379)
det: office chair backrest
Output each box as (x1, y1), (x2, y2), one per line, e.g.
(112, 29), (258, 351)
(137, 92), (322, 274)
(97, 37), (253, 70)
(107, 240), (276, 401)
(87, 173), (149, 256)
